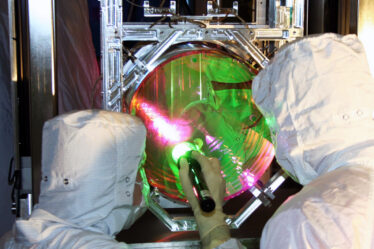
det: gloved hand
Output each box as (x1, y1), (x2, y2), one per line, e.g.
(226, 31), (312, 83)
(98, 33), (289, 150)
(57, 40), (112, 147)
(179, 151), (231, 249)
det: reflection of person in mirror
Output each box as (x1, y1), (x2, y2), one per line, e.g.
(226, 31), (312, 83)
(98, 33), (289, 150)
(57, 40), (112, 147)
(180, 33), (374, 249)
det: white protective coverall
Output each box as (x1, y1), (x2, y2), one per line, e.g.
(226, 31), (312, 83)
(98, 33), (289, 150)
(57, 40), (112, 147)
(252, 33), (374, 248)
(182, 33), (374, 249)
(1, 110), (147, 249)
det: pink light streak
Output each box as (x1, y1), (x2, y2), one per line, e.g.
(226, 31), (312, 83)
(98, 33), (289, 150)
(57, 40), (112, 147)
(137, 101), (192, 145)
(192, 186), (199, 198)
(241, 170), (255, 188)
(205, 135), (223, 152)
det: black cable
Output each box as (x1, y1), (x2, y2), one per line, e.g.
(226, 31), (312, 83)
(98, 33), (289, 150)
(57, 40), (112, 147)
(8, 156), (20, 214)
(234, 13), (249, 28)
(184, 17), (207, 28)
(149, 15), (169, 28)
(10, 170), (21, 214)
(168, 17), (175, 28)
(8, 156), (14, 184)
(127, 2), (135, 21)
(216, 12), (230, 23)
(125, 0), (145, 8)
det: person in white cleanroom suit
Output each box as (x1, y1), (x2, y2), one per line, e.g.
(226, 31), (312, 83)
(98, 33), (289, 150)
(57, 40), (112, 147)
(181, 33), (374, 249)
(253, 33), (374, 249)
(1, 110), (147, 249)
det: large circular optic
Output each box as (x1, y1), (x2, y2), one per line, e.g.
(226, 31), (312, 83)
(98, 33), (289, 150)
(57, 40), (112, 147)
(129, 43), (274, 202)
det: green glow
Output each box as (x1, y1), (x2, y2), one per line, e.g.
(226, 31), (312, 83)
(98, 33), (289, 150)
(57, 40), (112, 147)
(265, 116), (277, 128)
(139, 167), (150, 206)
(193, 138), (203, 150)
(172, 142), (197, 163)
(131, 50), (275, 202)
(205, 56), (254, 83)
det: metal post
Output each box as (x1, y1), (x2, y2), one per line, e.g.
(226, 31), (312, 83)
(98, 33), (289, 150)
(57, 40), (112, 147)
(8, 0), (21, 215)
(268, 0), (277, 28)
(100, 0), (123, 112)
(293, 0), (305, 28)
(28, 0), (57, 204)
(256, 0), (266, 25)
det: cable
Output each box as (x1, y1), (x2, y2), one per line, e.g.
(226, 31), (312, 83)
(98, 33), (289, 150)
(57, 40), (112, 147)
(159, 0), (166, 7)
(125, 0), (165, 9)
(149, 15), (170, 28)
(127, 2), (135, 21)
(149, 14), (207, 29)
(8, 156), (20, 214)
(216, 12), (230, 23)
(8, 156), (15, 184)
(183, 17), (207, 28)
(125, 0), (145, 8)
(234, 13), (250, 29)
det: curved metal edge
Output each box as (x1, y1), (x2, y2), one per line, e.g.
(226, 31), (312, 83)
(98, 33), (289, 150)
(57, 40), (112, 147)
(121, 31), (267, 111)
(129, 238), (260, 249)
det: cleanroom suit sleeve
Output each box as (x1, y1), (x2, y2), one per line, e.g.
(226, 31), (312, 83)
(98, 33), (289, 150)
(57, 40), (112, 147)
(260, 164), (374, 249)
(6, 221), (131, 249)
(214, 239), (247, 249)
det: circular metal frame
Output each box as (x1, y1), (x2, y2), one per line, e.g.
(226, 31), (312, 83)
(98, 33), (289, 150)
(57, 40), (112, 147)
(123, 41), (274, 203)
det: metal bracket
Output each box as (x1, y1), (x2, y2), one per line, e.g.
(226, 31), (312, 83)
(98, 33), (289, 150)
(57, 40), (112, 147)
(143, 1), (176, 17)
(142, 168), (288, 231)
(101, 0), (305, 112)
(207, 1), (239, 17)
(228, 170), (287, 229)
(248, 182), (275, 207)
(225, 29), (269, 68)
(118, 22), (304, 112)
(100, 0), (123, 111)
